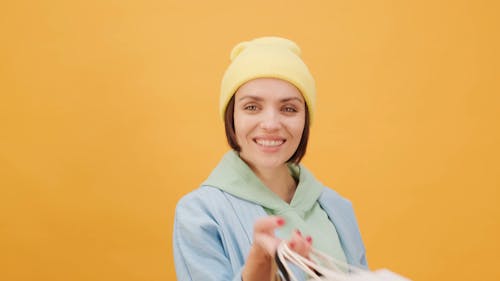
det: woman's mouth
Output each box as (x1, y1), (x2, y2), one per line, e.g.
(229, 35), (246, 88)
(254, 138), (285, 147)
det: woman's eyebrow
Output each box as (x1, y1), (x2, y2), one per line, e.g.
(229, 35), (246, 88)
(238, 95), (264, 102)
(238, 96), (303, 103)
(280, 97), (303, 103)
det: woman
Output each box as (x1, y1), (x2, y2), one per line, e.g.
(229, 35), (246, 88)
(173, 36), (367, 281)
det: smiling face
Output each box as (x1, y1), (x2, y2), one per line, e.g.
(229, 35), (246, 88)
(233, 78), (306, 170)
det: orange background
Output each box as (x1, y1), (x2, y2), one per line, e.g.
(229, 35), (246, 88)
(1, 1), (499, 280)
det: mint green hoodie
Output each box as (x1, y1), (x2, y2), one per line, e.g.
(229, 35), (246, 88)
(203, 150), (347, 263)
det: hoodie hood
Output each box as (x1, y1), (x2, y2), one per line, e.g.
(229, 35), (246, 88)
(202, 150), (324, 218)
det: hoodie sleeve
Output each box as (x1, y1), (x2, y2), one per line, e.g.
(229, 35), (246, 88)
(173, 190), (244, 281)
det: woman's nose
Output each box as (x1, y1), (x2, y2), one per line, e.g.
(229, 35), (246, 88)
(259, 109), (281, 131)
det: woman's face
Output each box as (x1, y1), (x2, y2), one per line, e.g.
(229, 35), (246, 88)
(234, 78), (306, 170)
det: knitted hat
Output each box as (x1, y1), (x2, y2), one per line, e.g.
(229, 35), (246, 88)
(220, 36), (316, 122)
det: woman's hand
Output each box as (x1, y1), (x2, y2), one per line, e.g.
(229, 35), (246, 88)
(242, 216), (313, 281)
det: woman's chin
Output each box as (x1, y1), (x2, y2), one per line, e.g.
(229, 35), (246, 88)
(241, 152), (290, 171)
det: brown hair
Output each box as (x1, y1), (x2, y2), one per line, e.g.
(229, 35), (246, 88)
(224, 95), (310, 164)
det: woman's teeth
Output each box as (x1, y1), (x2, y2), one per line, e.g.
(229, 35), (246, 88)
(256, 139), (284, 147)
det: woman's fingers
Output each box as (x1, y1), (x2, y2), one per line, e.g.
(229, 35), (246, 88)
(252, 217), (314, 259)
(253, 216), (285, 235)
(288, 230), (312, 259)
(252, 216), (286, 256)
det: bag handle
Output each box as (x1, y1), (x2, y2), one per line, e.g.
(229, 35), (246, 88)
(275, 242), (348, 281)
(275, 241), (412, 281)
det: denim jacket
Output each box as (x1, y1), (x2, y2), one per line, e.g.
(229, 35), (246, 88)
(173, 185), (367, 281)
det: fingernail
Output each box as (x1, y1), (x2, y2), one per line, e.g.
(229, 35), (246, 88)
(277, 218), (285, 226)
(296, 229), (302, 236)
(306, 236), (312, 243)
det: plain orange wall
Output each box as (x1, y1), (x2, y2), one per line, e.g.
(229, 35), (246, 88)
(1, 1), (499, 280)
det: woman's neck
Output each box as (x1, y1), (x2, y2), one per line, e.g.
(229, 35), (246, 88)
(251, 164), (297, 204)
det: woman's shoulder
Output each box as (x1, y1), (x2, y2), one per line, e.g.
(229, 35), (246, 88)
(319, 186), (355, 210)
(176, 186), (228, 211)
(319, 186), (349, 200)
(178, 185), (224, 200)
(175, 185), (265, 223)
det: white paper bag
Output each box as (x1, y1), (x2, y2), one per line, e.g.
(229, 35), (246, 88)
(275, 242), (412, 281)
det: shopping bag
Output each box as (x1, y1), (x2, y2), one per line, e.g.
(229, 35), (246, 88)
(275, 241), (412, 281)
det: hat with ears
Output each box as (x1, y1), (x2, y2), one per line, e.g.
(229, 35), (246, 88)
(219, 36), (316, 122)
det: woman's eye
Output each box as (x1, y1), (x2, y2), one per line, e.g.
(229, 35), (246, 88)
(244, 105), (258, 111)
(283, 106), (297, 113)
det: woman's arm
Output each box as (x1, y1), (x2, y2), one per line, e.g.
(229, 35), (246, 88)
(173, 194), (312, 281)
(173, 195), (239, 281)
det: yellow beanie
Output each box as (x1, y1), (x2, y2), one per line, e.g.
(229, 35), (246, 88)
(220, 36), (316, 122)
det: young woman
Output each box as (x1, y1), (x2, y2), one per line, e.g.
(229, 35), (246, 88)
(173, 37), (367, 281)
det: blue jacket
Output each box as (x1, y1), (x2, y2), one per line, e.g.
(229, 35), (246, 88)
(173, 185), (367, 281)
